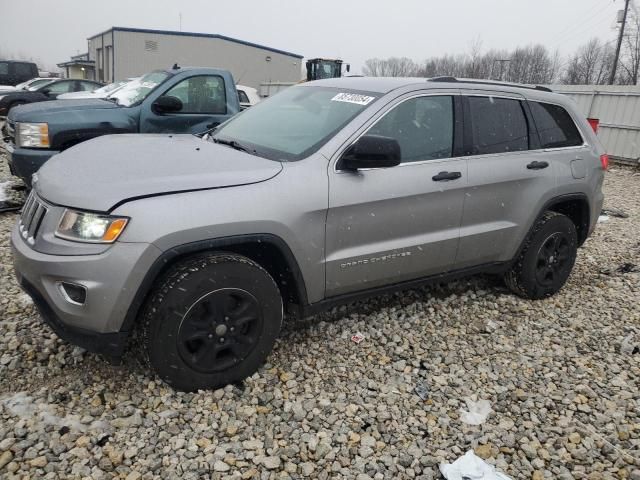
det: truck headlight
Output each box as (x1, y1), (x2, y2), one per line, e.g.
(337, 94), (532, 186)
(16, 122), (49, 148)
(55, 209), (129, 243)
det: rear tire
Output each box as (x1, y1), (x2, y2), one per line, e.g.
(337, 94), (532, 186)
(504, 211), (578, 299)
(139, 252), (283, 391)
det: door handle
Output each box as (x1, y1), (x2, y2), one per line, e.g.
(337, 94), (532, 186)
(527, 161), (549, 170)
(432, 171), (462, 181)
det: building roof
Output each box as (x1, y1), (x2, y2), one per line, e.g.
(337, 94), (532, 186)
(57, 59), (95, 68)
(88, 27), (304, 59)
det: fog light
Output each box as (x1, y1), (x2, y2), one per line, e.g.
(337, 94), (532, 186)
(57, 282), (87, 305)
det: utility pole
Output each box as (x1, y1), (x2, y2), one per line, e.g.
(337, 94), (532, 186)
(609, 0), (631, 85)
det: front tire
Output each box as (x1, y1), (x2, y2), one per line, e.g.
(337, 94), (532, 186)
(504, 211), (578, 299)
(140, 253), (283, 391)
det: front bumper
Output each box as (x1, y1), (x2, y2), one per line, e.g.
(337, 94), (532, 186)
(11, 225), (162, 358)
(6, 142), (58, 186)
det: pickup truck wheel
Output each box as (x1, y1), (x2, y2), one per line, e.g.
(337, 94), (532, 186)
(504, 211), (577, 300)
(139, 253), (283, 391)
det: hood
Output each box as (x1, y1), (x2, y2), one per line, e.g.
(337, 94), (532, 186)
(35, 134), (283, 211)
(9, 98), (118, 120)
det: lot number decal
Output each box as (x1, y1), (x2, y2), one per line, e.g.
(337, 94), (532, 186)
(331, 93), (375, 105)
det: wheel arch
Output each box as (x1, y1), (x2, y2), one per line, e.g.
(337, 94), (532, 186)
(119, 234), (309, 335)
(545, 193), (591, 246)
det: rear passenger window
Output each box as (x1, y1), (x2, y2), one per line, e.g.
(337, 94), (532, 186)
(368, 95), (454, 163)
(529, 101), (583, 149)
(467, 96), (529, 155)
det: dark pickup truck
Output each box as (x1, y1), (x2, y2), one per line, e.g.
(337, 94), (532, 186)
(3, 66), (240, 186)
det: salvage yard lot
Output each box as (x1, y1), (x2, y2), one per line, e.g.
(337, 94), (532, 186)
(0, 150), (638, 479)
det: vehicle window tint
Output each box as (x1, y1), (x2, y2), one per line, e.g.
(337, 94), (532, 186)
(0, 62), (8, 75)
(14, 63), (33, 76)
(367, 96), (454, 163)
(44, 81), (75, 94)
(529, 101), (583, 148)
(468, 96), (529, 155)
(238, 90), (249, 103)
(163, 75), (227, 114)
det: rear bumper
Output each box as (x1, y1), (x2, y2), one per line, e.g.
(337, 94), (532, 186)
(6, 142), (58, 186)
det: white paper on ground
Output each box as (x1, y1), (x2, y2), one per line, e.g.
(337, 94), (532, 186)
(440, 450), (513, 480)
(597, 215), (609, 223)
(460, 398), (492, 425)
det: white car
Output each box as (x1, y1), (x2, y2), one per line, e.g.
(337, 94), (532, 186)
(0, 77), (56, 94)
(236, 85), (261, 110)
(57, 79), (135, 100)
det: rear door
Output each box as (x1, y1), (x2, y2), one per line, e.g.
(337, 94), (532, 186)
(325, 91), (468, 297)
(140, 74), (230, 134)
(455, 91), (557, 269)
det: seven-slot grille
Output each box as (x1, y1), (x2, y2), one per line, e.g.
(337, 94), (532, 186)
(19, 192), (48, 245)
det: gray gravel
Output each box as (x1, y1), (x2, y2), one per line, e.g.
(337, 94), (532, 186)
(0, 150), (638, 479)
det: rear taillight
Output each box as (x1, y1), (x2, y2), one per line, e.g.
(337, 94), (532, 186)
(587, 118), (600, 133)
(600, 154), (609, 170)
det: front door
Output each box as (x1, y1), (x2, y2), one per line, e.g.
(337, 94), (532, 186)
(325, 93), (467, 297)
(141, 74), (231, 134)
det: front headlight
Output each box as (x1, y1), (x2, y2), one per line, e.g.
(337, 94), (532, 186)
(55, 209), (129, 243)
(16, 122), (49, 148)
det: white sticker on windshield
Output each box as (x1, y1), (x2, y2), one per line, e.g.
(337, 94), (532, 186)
(331, 93), (375, 105)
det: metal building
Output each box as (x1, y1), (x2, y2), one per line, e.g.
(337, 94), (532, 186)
(60, 27), (304, 89)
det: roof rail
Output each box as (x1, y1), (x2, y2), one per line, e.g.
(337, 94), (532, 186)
(428, 76), (552, 93)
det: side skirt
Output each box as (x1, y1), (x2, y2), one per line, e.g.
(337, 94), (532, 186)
(301, 261), (510, 318)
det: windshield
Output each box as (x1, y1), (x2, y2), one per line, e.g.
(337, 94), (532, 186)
(25, 79), (54, 90)
(107, 71), (170, 106)
(212, 86), (379, 161)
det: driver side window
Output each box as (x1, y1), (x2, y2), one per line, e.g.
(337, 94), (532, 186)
(368, 96), (454, 163)
(163, 75), (227, 114)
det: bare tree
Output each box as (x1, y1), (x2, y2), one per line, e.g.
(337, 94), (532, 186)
(363, 57), (420, 77)
(619, 2), (640, 84)
(562, 38), (614, 85)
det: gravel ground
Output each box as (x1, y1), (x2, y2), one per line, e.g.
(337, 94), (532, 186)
(0, 150), (638, 480)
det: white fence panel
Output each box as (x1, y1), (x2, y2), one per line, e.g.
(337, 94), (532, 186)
(550, 85), (640, 164)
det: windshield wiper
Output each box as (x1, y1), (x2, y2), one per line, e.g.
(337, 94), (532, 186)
(213, 137), (254, 154)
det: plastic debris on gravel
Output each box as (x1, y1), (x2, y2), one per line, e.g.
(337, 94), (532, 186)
(459, 398), (492, 425)
(440, 450), (513, 480)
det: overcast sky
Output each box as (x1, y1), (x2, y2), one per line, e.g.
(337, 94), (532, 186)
(0, 0), (624, 73)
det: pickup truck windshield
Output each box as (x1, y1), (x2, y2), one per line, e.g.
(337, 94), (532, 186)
(108, 71), (170, 107)
(212, 86), (380, 161)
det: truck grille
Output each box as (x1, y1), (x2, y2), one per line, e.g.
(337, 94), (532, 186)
(5, 119), (15, 144)
(19, 192), (48, 245)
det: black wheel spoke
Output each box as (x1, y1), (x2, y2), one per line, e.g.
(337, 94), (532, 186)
(177, 288), (263, 374)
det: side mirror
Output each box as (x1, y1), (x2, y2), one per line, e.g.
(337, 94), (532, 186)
(152, 95), (183, 114)
(41, 88), (51, 96)
(346, 64), (351, 73)
(338, 135), (401, 171)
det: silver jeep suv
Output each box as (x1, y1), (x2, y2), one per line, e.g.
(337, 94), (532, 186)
(12, 77), (606, 391)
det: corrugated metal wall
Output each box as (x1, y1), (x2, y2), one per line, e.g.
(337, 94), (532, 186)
(551, 85), (640, 164)
(113, 31), (302, 89)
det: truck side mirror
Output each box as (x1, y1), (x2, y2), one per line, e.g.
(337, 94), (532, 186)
(152, 95), (183, 114)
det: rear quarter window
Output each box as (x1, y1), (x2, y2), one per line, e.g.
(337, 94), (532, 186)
(529, 101), (583, 149)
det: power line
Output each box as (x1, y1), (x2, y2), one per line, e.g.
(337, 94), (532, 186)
(551, 1), (615, 46)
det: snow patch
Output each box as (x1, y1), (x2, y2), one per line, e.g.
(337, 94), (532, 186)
(0, 181), (11, 202)
(18, 293), (33, 307)
(1, 392), (108, 433)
